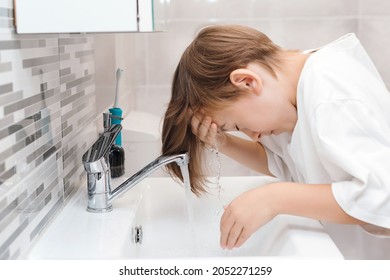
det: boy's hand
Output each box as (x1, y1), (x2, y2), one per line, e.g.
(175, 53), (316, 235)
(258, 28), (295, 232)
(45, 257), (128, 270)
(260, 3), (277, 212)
(190, 112), (227, 148)
(220, 186), (276, 249)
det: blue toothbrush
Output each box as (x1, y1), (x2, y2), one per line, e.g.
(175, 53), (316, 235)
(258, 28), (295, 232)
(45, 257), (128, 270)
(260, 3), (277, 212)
(109, 68), (124, 146)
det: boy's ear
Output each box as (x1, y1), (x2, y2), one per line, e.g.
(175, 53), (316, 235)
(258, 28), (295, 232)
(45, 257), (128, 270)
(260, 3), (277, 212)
(229, 69), (263, 95)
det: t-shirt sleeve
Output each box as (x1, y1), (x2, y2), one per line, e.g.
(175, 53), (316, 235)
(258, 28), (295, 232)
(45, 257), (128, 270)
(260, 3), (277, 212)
(261, 137), (293, 181)
(312, 99), (390, 228)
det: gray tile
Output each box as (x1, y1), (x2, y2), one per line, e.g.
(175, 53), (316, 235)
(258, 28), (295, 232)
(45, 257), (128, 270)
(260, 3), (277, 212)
(62, 125), (72, 138)
(23, 55), (59, 68)
(42, 142), (59, 161)
(36, 184), (44, 197)
(0, 83), (12, 95)
(39, 83), (47, 93)
(0, 90), (23, 106)
(59, 67), (71, 77)
(60, 89), (71, 100)
(0, 127), (9, 140)
(0, 40), (21, 50)
(26, 140), (55, 164)
(23, 103), (46, 120)
(62, 146), (75, 162)
(75, 49), (94, 58)
(19, 39), (44, 49)
(0, 198), (8, 218)
(21, 128), (42, 145)
(0, 166), (16, 184)
(59, 37), (88, 45)
(61, 90), (85, 107)
(44, 193), (51, 205)
(76, 77), (94, 93)
(0, 197), (18, 223)
(4, 92), (45, 115)
(60, 73), (76, 85)
(65, 74), (93, 90)
(31, 63), (60, 76)
(0, 121), (58, 166)
(4, 86), (59, 117)
(0, 111), (40, 141)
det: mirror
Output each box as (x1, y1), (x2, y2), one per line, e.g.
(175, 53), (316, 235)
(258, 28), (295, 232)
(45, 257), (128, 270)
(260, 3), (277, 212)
(14, 0), (161, 33)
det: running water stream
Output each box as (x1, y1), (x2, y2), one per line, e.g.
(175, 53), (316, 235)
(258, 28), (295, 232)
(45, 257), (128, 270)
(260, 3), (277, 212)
(179, 145), (234, 256)
(208, 145), (224, 205)
(179, 161), (195, 224)
(208, 145), (233, 256)
(178, 158), (197, 254)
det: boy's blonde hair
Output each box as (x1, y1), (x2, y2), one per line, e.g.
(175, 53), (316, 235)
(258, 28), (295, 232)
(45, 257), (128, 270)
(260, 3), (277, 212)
(162, 25), (282, 195)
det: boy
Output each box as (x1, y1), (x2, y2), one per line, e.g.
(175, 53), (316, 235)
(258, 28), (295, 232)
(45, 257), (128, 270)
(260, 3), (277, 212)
(161, 25), (390, 249)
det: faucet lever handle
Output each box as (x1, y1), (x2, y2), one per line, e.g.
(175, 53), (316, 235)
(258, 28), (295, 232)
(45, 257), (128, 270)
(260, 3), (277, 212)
(103, 113), (124, 130)
(82, 124), (122, 164)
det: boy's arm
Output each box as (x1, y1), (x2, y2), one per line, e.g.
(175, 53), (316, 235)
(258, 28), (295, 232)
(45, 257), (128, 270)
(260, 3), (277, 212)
(220, 182), (365, 249)
(219, 133), (272, 176)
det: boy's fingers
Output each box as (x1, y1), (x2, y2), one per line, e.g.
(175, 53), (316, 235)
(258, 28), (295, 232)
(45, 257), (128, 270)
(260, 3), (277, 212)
(190, 114), (201, 135)
(207, 122), (218, 143)
(197, 116), (211, 140)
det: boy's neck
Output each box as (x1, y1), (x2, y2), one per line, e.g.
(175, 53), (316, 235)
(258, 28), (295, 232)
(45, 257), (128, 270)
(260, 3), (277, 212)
(277, 51), (311, 107)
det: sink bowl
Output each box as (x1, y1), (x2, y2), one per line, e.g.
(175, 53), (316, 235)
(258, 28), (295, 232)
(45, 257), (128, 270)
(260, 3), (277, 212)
(26, 176), (343, 259)
(132, 176), (343, 259)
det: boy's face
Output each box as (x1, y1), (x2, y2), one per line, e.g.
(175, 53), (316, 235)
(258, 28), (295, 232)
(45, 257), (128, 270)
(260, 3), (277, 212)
(208, 88), (297, 140)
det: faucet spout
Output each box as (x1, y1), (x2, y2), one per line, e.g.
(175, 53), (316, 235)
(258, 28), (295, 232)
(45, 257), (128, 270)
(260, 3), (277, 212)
(83, 146), (189, 212)
(109, 153), (189, 202)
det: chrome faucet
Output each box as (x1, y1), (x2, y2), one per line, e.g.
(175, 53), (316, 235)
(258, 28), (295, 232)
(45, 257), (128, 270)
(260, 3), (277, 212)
(82, 113), (189, 213)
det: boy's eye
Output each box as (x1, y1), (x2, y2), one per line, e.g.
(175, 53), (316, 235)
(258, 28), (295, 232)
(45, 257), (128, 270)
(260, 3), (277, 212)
(235, 125), (240, 131)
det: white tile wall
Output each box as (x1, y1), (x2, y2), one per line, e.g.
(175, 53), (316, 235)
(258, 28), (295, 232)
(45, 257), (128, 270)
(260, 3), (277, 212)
(0, 1), (97, 259)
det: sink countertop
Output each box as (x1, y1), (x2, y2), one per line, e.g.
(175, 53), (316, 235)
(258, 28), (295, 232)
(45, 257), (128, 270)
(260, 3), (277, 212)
(26, 178), (143, 259)
(26, 176), (344, 260)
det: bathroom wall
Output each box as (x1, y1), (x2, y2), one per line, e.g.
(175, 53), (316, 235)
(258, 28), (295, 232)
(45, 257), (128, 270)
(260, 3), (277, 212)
(93, 33), (138, 120)
(0, 1), (97, 259)
(358, 0), (390, 88)
(109, 0), (390, 176)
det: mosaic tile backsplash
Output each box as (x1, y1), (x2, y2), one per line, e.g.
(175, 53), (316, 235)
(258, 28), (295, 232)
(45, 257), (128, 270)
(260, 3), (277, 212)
(0, 2), (97, 259)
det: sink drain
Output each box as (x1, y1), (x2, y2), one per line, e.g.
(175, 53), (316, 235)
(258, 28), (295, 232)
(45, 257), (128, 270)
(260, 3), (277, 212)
(133, 226), (143, 244)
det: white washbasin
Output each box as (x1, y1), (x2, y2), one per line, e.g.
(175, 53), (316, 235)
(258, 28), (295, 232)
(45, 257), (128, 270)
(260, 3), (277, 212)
(26, 176), (343, 259)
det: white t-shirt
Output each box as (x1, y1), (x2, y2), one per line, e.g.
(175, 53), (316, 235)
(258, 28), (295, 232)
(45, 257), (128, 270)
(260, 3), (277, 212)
(260, 33), (390, 228)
